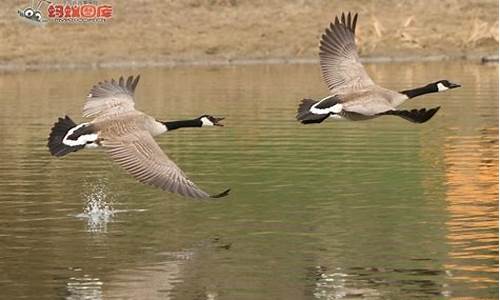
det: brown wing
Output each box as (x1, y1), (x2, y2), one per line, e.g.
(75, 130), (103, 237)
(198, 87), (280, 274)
(319, 12), (375, 94)
(83, 75), (140, 118)
(101, 128), (214, 199)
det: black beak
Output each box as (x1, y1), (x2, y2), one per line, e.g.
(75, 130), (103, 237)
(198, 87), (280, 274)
(212, 117), (225, 127)
(449, 82), (461, 89)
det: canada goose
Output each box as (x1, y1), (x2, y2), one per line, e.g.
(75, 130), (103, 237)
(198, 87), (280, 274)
(296, 12), (461, 124)
(48, 75), (230, 199)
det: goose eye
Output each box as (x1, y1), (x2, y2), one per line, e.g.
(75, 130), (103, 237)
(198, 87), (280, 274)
(34, 12), (42, 21)
(24, 8), (34, 18)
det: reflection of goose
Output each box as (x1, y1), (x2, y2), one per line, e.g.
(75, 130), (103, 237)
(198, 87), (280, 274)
(48, 75), (230, 199)
(297, 12), (460, 124)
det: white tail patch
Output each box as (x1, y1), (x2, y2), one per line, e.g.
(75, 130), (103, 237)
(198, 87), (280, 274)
(329, 114), (344, 120)
(84, 142), (100, 149)
(62, 123), (98, 147)
(310, 103), (343, 115)
(309, 95), (343, 115)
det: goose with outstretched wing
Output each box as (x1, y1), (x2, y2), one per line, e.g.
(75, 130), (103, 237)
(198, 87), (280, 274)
(48, 75), (229, 199)
(297, 12), (460, 124)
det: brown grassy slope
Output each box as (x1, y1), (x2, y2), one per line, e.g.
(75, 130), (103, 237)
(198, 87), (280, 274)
(1, 0), (498, 66)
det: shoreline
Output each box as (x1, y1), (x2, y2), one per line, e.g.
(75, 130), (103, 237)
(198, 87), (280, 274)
(4, 1), (497, 74)
(0, 53), (497, 73)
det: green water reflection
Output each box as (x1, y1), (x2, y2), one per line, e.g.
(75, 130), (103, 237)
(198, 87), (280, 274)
(0, 61), (497, 299)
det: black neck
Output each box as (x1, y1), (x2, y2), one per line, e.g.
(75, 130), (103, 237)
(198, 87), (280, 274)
(163, 119), (201, 131)
(400, 83), (437, 99)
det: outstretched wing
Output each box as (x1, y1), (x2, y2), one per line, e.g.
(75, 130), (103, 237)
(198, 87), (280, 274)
(101, 127), (223, 199)
(83, 75), (140, 118)
(378, 107), (441, 123)
(319, 12), (375, 94)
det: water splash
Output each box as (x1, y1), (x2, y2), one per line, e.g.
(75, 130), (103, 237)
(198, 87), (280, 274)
(76, 179), (115, 233)
(313, 266), (381, 299)
(65, 274), (103, 300)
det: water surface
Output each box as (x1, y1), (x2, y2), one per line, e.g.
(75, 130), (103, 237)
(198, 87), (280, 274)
(0, 62), (497, 299)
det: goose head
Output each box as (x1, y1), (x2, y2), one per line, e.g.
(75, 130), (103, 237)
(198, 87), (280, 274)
(198, 115), (224, 127)
(434, 80), (461, 92)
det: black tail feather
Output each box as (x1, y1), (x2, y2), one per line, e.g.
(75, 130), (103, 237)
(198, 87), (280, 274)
(296, 99), (317, 120)
(301, 114), (331, 124)
(296, 98), (329, 124)
(48, 116), (84, 157)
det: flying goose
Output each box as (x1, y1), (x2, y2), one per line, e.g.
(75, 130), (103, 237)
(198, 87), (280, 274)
(48, 75), (230, 199)
(296, 12), (461, 124)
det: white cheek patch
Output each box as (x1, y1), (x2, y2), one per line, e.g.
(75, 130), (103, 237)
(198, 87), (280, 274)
(437, 83), (449, 92)
(200, 117), (214, 126)
(63, 123), (98, 147)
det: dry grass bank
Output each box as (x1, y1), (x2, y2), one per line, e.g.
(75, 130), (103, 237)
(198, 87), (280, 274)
(1, 0), (498, 68)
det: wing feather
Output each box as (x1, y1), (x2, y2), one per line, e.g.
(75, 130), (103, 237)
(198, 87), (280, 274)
(101, 128), (214, 199)
(83, 75), (141, 118)
(319, 12), (374, 94)
(378, 107), (441, 123)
